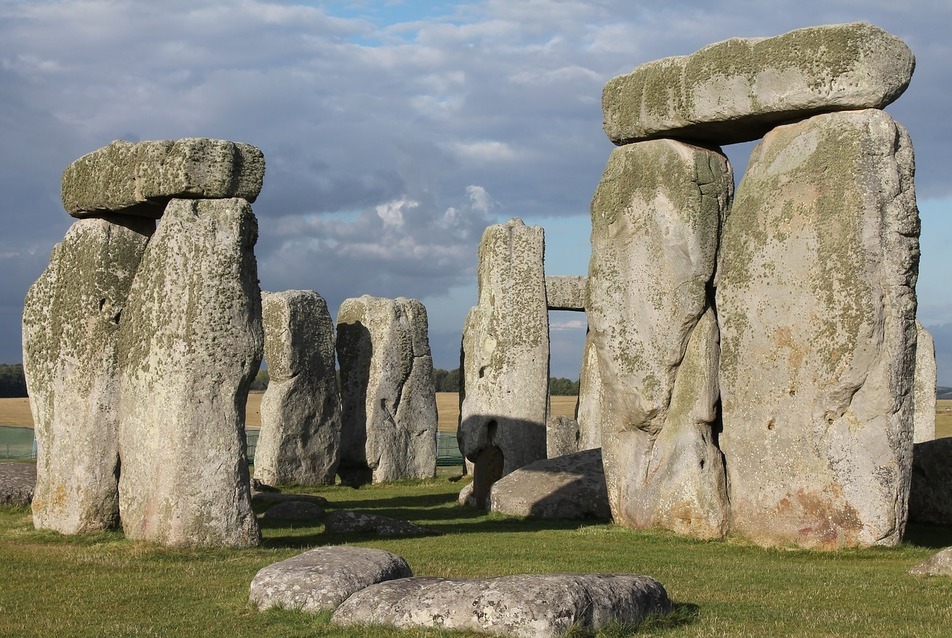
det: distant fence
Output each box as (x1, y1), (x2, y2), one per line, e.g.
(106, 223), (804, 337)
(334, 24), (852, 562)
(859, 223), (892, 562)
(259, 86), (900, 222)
(437, 432), (463, 466)
(0, 427), (36, 460)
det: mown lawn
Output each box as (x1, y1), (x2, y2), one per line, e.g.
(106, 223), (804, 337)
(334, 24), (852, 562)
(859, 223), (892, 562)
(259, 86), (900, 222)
(1, 473), (951, 637)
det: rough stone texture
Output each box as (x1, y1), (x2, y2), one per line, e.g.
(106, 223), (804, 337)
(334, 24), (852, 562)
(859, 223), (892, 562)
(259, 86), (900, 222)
(586, 140), (731, 540)
(259, 500), (325, 521)
(249, 546), (412, 612)
(23, 215), (153, 534)
(117, 198), (262, 548)
(254, 290), (341, 486)
(332, 573), (672, 638)
(909, 547), (952, 577)
(908, 439), (952, 525)
(914, 321), (937, 443)
(717, 109), (920, 549)
(603, 22), (915, 146)
(325, 510), (442, 537)
(489, 448), (610, 520)
(0, 462), (37, 505)
(575, 338), (603, 451)
(336, 295), (437, 484)
(459, 219), (548, 508)
(547, 415), (581, 459)
(545, 276), (587, 311)
(251, 490), (328, 508)
(62, 138), (265, 217)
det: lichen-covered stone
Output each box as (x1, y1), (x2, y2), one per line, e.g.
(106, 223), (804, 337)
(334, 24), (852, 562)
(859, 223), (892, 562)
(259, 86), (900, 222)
(576, 337), (603, 451)
(914, 321), (936, 443)
(332, 573), (672, 638)
(545, 275), (587, 311)
(603, 22), (915, 146)
(586, 140), (732, 540)
(117, 198), (262, 548)
(716, 109), (920, 549)
(23, 216), (153, 534)
(336, 296), (437, 484)
(254, 290), (341, 486)
(546, 415), (580, 459)
(249, 546), (412, 612)
(908, 438), (952, 526)
(62, 138), (265, 217)
(459, 219), (548, 508)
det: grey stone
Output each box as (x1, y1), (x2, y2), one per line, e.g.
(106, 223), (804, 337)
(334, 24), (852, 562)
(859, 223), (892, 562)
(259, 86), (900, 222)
(546, 415), (581, 459)
(914, 321), (937, 443)
(62, 138), (265, 217)
(909, 547), (952, 577)
(586, 139), (731, 540)
(117, 198), (263, 548)
(575, 338), (603, 452)
(908, 439), (952, 525)
(336, 296), (437, 484)
(717, 109), (919, 549)
(603, 22), (915, 146)
(331, 573), (672, 638)
(254, 290), (341, 486)
(249, 546), (412, 612)
(251, 490), (329, 508)
(490, 448), (610, 520)
(545, 276), (587, 311)
(23, 215), (153, 534)
(0, 462), (37, 506)
(460, 219), (548, 508)
(260, 500), (325, 521)
(324, 510), (442, 537)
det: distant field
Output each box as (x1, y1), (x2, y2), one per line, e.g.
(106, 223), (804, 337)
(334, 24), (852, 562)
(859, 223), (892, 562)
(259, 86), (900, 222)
(937, 399), (952, 438)
(0, 398), (31, 428)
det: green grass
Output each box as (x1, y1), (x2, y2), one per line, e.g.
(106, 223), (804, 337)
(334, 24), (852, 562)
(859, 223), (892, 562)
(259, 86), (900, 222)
(2, 474), (951, 637)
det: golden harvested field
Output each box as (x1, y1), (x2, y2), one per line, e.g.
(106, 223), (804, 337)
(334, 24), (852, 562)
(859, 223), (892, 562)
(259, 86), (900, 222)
(937, 399), (952, 438)
(436, 392), (577, 432)
(0, 398), (32, 427)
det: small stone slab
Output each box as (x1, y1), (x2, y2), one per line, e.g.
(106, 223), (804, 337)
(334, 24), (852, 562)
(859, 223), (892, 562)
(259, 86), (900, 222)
(62, 138), (265, 217)
(324, 510), (442, 537)
(603, 22), (914, 146)
(251, 490), (329, 508)
(0, 462), (36, 505)
(909, 547), (952, 577)
(909, 439), (952, 525)
(249, 546), (412, 612)
(545, 276), (587, 311)
(331, 573), (672, 638)
(260, 500), (325, 521)
(490, 448), (610, 520)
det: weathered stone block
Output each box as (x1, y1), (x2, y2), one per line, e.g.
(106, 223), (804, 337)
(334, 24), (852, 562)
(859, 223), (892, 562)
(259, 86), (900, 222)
(546, 414), (580, 459)
(914, 321), (937, 443)
(603, 22), (914, 146)
(545, 275), (587, 311)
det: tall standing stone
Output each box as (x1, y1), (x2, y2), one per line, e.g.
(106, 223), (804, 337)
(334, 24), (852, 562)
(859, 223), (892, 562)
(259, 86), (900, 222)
(459, 219), (548, 507)
(117, 198), (262, 548)
(585, 140), (732, 539)
(254, 290), (342, 486)
(913, 320), (936, 444)
(23, 216), (153, 534)
(717, 109), (919, 549)
(337, 296), (437, 484)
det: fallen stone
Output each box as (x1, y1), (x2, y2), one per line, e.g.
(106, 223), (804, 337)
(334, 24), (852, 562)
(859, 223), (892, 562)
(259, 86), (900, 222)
(332, 573), (672, 638)
(717, 109), (919, 549)
(324, 510), (442, 537)
(908, 438), (952, 525)
(62, 138), (265, 217)
(545, 276), (587, 311)
(254, 290), (341, 486)
(0, 462), (36, 506)
(117, 198), (262, 548)
(914, 321), (937, 443)
(260, 500), (325, 521)
(909, 547), (952, 577)
(546, 415), (581, 459)
(603, 22), (915, 146)
(249, 546), (412, 612)
(490, 448), (610, 520)
(251, 490), (329, 508)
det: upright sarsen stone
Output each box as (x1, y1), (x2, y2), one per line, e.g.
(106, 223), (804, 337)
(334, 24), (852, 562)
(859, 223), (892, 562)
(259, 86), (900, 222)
(913, 321), (936, 444)
(117, 198), (262, 548)
(717, 109), (919, 549)
(254, 291), (342, 486)
(23, 216), (153, 534)
(585, 140), (732, 539)
(337, 296), (437, 484)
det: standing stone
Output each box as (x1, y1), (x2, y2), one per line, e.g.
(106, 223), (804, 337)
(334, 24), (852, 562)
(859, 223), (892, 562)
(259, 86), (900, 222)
(913, 321), (936, 443)
(575, 338), (603, 452)
(23, 216), (153, 534)
(586, 140), (732, 539)
(546, 415), (580, 459)
(337, 296), (437, 484)
(254, 290), (341, 486)
(117, 198), (262, 548)
(717, 109), (919, 549)
(459, 219), (548, 508)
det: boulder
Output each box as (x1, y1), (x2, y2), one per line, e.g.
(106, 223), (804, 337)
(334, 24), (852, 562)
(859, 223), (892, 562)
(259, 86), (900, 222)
(332, 573), (672, 638)
(23, 215), (153, 534)
(546, 415), (580, 459)
(603, 22), (915, 146)
(249, 546), (412, 612)
(460, 219), (548, 507)
(908, 438), (952, 525)
(259, 500), (325, 522)
(913, 321), (937, 443)
(489, 448), (610, 520)
(336, 296), (437, 484)
(117, 198), (263, 548)
(716, 109), (920, 549)
(909, 547), (952, 577)
(62, 138), (265, 217)
(250, 490), (328, 508)
(545, 275), (587, 311)
(254, 290), (341, 486)
(585, 139), (732, 540)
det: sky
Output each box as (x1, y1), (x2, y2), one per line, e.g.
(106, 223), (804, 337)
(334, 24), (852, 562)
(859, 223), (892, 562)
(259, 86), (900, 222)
(1, 0), (950, 384)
